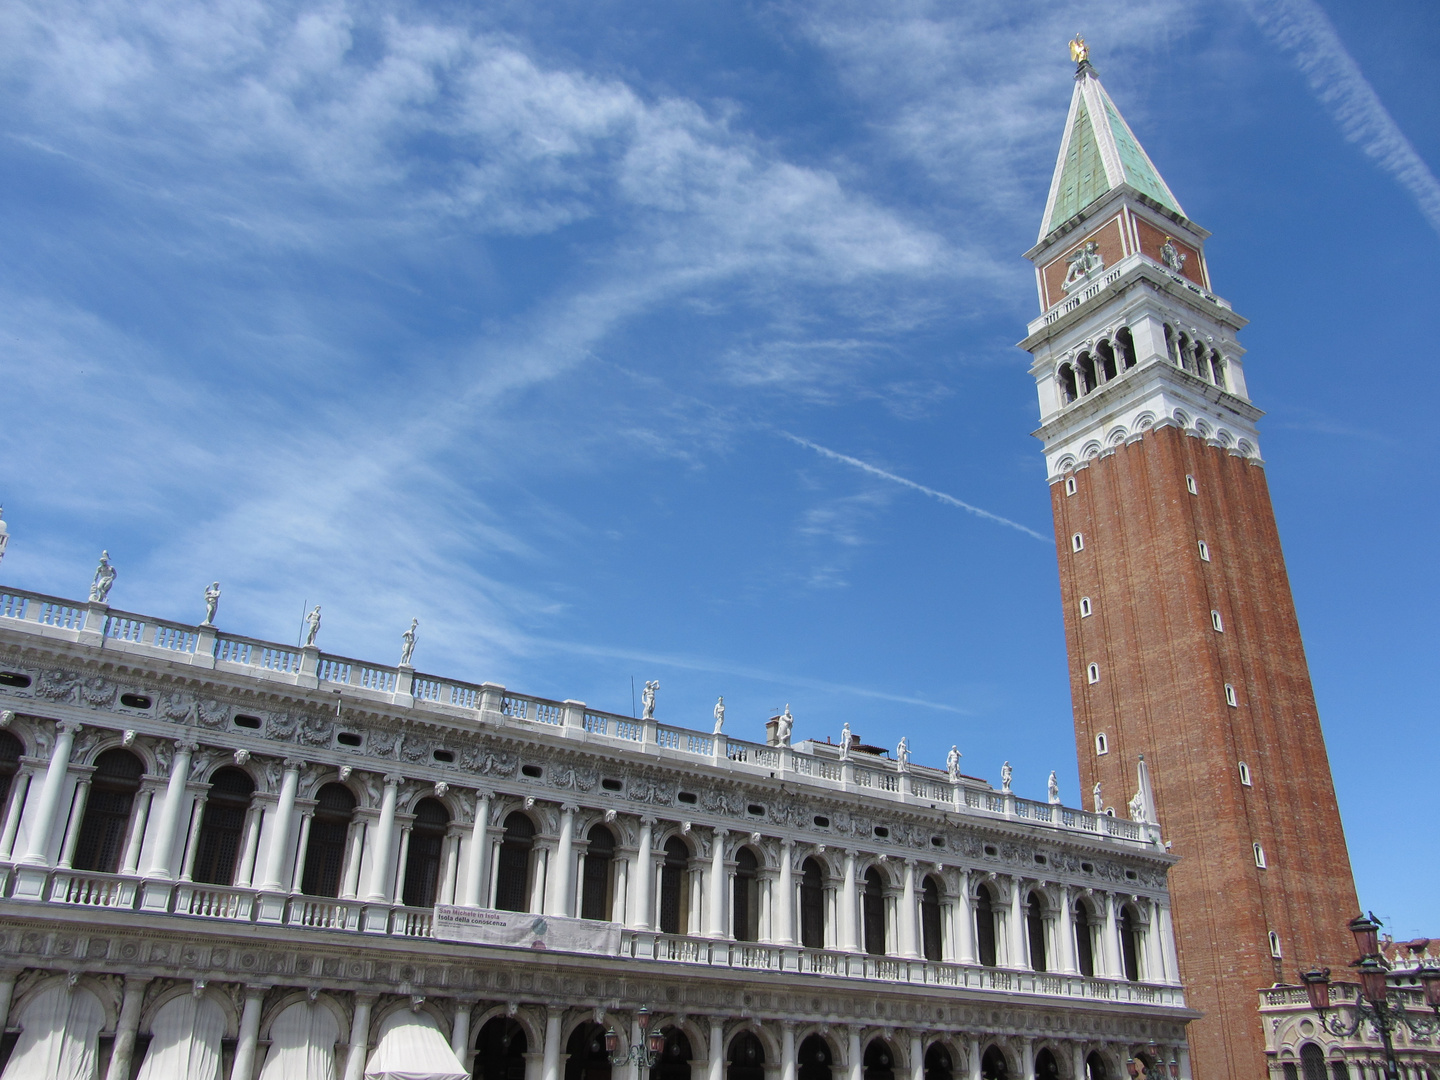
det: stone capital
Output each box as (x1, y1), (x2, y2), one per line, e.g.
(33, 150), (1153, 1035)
(383, 773), (404, 786)
(282, 757), (307, 771)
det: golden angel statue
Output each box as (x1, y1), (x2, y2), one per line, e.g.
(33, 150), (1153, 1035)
(1069, 36), (1089, 64)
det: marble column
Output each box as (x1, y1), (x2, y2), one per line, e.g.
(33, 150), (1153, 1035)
(56, 778), (92, 869)
(956, 871), (976, 965)
(707, 827), (729, 938)
(1057, 886), (1077, 974)
(143, 738), (196, 878)
(1020, 1038), (1035, 1080)
(343, 993), (377, 1080)
(1009, 879), (1028, 969)
(393, 824), (413, 902)
(365, 774), (403, 902)
(340, 818), (366, 900)
(179, 793), (209, 881)
(1158, 900), (1181, 985)
(120, 789), (154, 875)
(1102, 894), (1121, 979)
(909, 1034), (924, 1080)
(1071, 1044), (1086, 1080)
(452, 1001), (473, 1065)
(542, 1007), (564, 1080)
(104, 976), (153, 1080)
(967, 1042), (982, 1080)
(781, 1024), (797, 1080)
(847, 1028), (862, 1080)
(776, 840), (795, 945)
(551, 804), (577, 917)
(20, 720), (80, 864)
(0, 770), (33, 859)
(839, 851), (859, 952)
(0, 969), (17, 1036)
(235, 804), (263, 888)
(709, 1017), (725, 1080)
(464, 792), (491, 907)
(258, 760), (303, 891)
(899, 859), (920, 959)
(232, 985), (268, 1080)
(631, 817), (655, 930)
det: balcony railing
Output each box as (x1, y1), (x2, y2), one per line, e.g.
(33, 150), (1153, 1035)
(0, 585), (1164, 851)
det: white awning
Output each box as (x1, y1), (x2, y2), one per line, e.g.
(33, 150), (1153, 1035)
(136, 993), (225, 1080)
(258, 1000), (341, 1080)
(0, 983), (105, 1080)
(364, 1008), (468, 1080)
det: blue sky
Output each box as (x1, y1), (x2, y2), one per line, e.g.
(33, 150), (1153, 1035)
(1, 0), (1435, 939)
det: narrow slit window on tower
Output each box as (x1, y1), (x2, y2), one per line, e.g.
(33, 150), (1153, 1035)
(1253, 842), (1267, 868)
(1086, 663), (1100, 685)
(1238, 761), (1252, 787)
(1072, 533), (1085, 552)
(1186, 474), (1197, 495)
(1269, 931), (1282, 958)
(1225, 683), (1238, 707)
(1065, 477), (1077, 496)
(1095, 733), (1109, 756)
(1211, 610), (1224, 632)
(1079, 597), (1093, 618)
(1197, 540), (1211, 561)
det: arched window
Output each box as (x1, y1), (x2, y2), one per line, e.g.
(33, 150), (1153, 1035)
(193, 766), (254, 886)
(862, 867), (886, 955)
(1026, 891), (1048, 972)
(921, 875), (943, 961)
(1077, 352), (1096, 395)
(0, 731), (21, 809)
(1058, 364), (1078, 405)
(300, 783), (355, 898)
(659, 836), (690, 935)
(1074, 900), (1095, 977)
(1163, 324), (1176, 364)
(797, 1036), (832, 1080)
(1329, 1061), (1350, 1080)
(923, 1045), (953, 1080)
(1119, 904), (1141, 982)
(863, 1040), (895, 1080)
(495, 812), (536, 913)
(727, 1032), (765, 1080)
(653, 1028), (692, 1080)
(581, 824), (615, 921)
(800, 857), (826, 948)
(1299, 1045), (1326, 1080)
(1085, 1052), (1109, 1080)
(564, 1022), (612, 1080)
(1117, 327), (1137, 369)
(981, 1047), (1009, 1080)
(402, 797), (450, 908)
(974, 884), (998, 967)
(474, 1017), (527, 1080)
(1176, 333), (1192, 373)
(1096, 340), (1116, 382)
(74, 748), (144, 873)
(1035, 1049), (1060, 1080)
(1209, 350), (1226, 388)
(733, 846), (759, 942)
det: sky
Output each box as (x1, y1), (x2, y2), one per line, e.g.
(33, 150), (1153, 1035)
(0, 0), (1435, 939)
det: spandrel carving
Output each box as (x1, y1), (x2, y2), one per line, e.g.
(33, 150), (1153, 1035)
(297, 713), (334, 747)
(36, 669), (80, 702)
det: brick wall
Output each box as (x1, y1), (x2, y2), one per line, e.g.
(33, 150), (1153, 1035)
(1050, 422), (1359, 1080)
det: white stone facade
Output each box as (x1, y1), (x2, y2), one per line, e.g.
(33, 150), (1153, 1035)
(0, 582), (1193, 1080)
(1261, 978), (1440, 1080)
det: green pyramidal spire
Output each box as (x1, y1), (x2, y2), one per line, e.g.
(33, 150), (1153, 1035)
(1041, 60), (1184, 239)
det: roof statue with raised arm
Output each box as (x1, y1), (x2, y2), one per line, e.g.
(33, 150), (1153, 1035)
(946, 745), (961, 782)
(1069, 35), (1089, 66)
(304, 604), (322, 647)
(400, 618), (418, 666)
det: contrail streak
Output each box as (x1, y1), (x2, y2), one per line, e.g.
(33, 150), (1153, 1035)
(1240, 0), (1440, 238)
(782, 432), (1049, 543)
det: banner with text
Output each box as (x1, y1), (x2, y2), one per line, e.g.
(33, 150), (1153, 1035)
(433, 906), (623, 955)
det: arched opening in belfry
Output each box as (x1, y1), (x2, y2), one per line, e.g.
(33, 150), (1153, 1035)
(1096, 339), (1117, 382)
(1209, 349), (1226, 388)
(1176, 332), (1192, 372)
(1058, 364), (1078, 405)
(1164, 324), (1177, 364)
(1076, 352), (1097, 394)
(1117, 327), (1137, 369)
(0, 731), (22, 809)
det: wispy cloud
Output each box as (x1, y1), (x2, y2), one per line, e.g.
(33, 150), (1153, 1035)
(782, 433), (1049, 542)
(1237, 0), (1440, 238)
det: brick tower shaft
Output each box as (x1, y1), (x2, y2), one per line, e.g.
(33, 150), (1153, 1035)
(1019, 55), (1359, 1079)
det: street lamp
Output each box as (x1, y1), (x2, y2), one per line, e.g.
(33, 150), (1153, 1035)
(1300, 913), (1440, 1080)
(605, 1007), (668, 1070)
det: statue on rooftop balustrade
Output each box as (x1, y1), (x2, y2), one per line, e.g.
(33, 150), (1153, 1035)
(1048, 770), (1061, 805)
(304, 604), (322, 647)
(400, 618), (418, 666)
(641, 680), (658, 720)
(946, 745), (961, 781)
(776, 704), (793, 746)
(713, 696), (725, 734)
(840, 722), (853, 759)
(1001, 760), (1013, 793)
(1094, 782), (1104, 814)
(202, 582), (221, 626)
(896, 736), (910, 768)
(1129, 789), (1147, 823)
(89, 550), (117, 604)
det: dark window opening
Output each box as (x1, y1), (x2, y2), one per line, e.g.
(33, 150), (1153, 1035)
(1026, 891), (1048, 972)
(520, 764), (543, 779)
(0, 731), (22, 814)
(974, 884), (998, 967)
(1085, 1053), (1109, 1080)
(983, 844), (997, 857)
(1119, 905), (1141, 982)
(233, 714), (262, 729)
(1035, 1050), (1060, 1080)
(119, 693), (151, 710)
(677, 791), (698, 805)
(873, 827), (889, 839)
(733, 847), (759, 942)
(746, 804), (765, 816)
(580, 824), (614, 921)
(73, 748), (144, 874)
(495, 812), (535, 913)
(921, 875), (943, 962)
(401, 797), (450, 908)
(300, 783), (355, 898)
(192, 766), (255, 886)
(813, 816), (829, 828)
(0, 672), (31, 688)
(862, 867), (886, 955)
(800, 857), (825, 948)
(658, 836), (689, 935)
(336, 732), (362, 747)
(432, 749), (455, 763)
(863, 1040), (894, 1080)
(1300, 1045), (1327, 1080)
(798, 1036), (832, 1080)
(1058, 364), (1078, 405)
(727, 1032), (765, 1080)
(601, 778), (623, 792)
(981, 1047), (1009, 1080)
(1075, 902), (1095, 977)
(924, 1044), (953, 1080)
(474, 1018), (527, 1080)
(652, 1028), (692, 1080)
(564, 1023), (612, 1080)
(1117, 327), (1137, 369)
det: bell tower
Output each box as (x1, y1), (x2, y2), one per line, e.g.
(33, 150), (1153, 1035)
(1018, 48), (1360, 1079)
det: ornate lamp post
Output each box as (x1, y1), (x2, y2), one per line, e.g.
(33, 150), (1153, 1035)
(606, 1007), (667, 1071)
(1301, 913), (1440, 1080)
